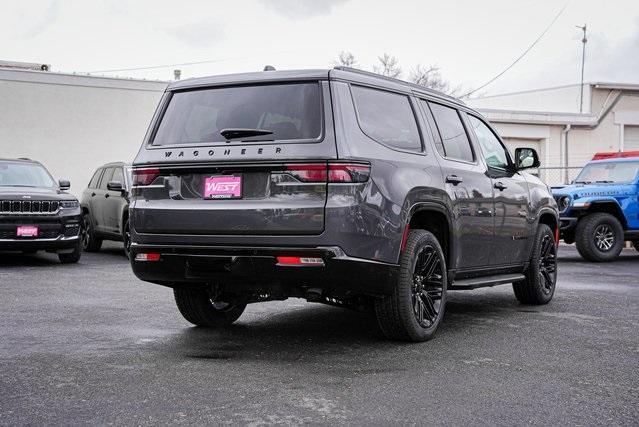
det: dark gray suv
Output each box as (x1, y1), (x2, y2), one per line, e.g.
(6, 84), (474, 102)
(129, 67), (559, 341)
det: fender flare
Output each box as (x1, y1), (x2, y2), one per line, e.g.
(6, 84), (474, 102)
(404, 201), (456, 269)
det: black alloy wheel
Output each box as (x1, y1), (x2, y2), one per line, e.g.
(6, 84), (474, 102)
(123, 219), (131, 260)
(412, 245), (445, 328)
(513, 223), (557, 305)
(537, 233), (557, 296)
(375, 229), (448, 342)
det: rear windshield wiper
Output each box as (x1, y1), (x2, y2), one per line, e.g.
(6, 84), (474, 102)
(220, 128), (274, 141)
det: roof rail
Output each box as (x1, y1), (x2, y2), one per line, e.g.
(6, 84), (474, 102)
(332, 66), (464, 105)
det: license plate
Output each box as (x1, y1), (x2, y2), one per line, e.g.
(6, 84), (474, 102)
(203, 175), (242, 199)
(17, 226), (39, 237)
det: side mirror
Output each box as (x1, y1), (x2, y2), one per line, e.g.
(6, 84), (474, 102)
(514, 147), (540, 170)
(58, 179), (70, 190)
(107, 181), (124, 193)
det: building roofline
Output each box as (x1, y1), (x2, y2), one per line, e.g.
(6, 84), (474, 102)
(0, 67), (168, 92)
(471, 81), (639, 100)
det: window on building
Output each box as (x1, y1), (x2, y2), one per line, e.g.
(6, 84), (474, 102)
(468, 115), (510, 170)
(624, 125), (639, 151)
(428, 102), (474, 162)
(351, 85), (422, 151)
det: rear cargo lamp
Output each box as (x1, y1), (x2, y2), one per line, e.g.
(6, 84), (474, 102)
(135, 253), (161, 262)
(132, 168), (161, 186)
(276, 256), (325, 266)
(284, 163), (370, 183)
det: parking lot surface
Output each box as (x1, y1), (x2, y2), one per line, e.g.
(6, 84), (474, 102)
(1, 243), (638, 425)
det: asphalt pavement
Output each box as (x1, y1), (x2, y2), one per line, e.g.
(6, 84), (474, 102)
(1, 243), (637, 425)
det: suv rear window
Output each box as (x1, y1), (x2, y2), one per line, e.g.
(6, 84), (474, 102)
(152, 83), (322, 145)
(351, 85), (422, 151)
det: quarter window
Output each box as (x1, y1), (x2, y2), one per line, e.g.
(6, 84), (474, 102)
(88, 169), (102, 189)
(351, 86), (422, 151)
(468, 115), (510, 170)
(428, 102), (474, 162)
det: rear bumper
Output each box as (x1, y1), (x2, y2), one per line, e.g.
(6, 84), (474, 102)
(130, 243), (399, 297)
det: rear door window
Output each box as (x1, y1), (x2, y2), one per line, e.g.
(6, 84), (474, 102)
(153, 83), (322, 145)
(351, 85), (422, 151)
(99, 168), (114, 190)
(428, 102), (474, 162)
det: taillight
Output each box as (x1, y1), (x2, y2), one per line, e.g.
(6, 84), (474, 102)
(328, 163), (370, 183)
(283, 163), (370, 183)
(285, 164), (327, 182)
(132, 168), (161, 186)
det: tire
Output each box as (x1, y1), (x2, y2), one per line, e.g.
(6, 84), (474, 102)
(122, 218), (131, 260)
(513, 224), (557, 305)
(633, 241), (639, 252)
(174, 288), (247, 327)
(82, 213), (102, 252)
(574, 213), (623, 262)
(374, 229), (447, 342)
(58, 240), (82, 264)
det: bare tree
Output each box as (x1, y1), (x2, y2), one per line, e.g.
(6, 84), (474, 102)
(334, 51), (358, 68)
(409, 64), (461, 96)
(373, 53), (402, 78)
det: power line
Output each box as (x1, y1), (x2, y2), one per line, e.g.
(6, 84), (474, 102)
(87, 50), (294, 74)
(461, 2), (569, 99)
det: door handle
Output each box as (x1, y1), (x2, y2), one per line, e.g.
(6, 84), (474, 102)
(494, 182), (507, 191)
(446, 175), (463, 185)
(105, 194), (110, 198)
(91, 192), (96, 197)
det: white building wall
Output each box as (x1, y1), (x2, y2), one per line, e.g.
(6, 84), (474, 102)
(0, 69), (167, 197)
(469, 84), (591, 114)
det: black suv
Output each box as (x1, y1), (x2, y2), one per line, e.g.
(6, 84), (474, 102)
(80, 162), (132, 258)
(0, 158), (82, 263)
(129, 68), (559, 341)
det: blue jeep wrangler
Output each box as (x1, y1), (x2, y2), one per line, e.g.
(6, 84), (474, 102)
(553, 154), (639, 262)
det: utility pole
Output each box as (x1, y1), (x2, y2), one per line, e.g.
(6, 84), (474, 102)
(576, 24), (587, 113)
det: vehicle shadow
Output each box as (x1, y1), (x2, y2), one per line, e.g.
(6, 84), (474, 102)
(0, 252), (61, 267)
(159, 291), (523, 362)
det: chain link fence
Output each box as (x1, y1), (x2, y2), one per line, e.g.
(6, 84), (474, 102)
(535, 167), (584, 187)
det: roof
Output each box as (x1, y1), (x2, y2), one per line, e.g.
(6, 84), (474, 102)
(589, 156), (639, 164)
(0, 157), (40, 164)
(168, 67), (464, 107)
(470, 81), (639, 101)
(0, 67), (168, 92)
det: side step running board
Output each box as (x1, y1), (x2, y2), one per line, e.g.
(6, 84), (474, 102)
(450, 273), (525, 290)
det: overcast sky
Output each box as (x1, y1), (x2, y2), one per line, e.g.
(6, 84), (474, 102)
(3, 0), (638, 96)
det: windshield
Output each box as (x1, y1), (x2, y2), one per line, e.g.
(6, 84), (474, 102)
(574, 161), (639, 184)
(153, 83), (322, 145)
(0, 162), (57, 188)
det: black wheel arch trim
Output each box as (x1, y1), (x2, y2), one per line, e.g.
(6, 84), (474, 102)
(403, 200), (456, 270)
